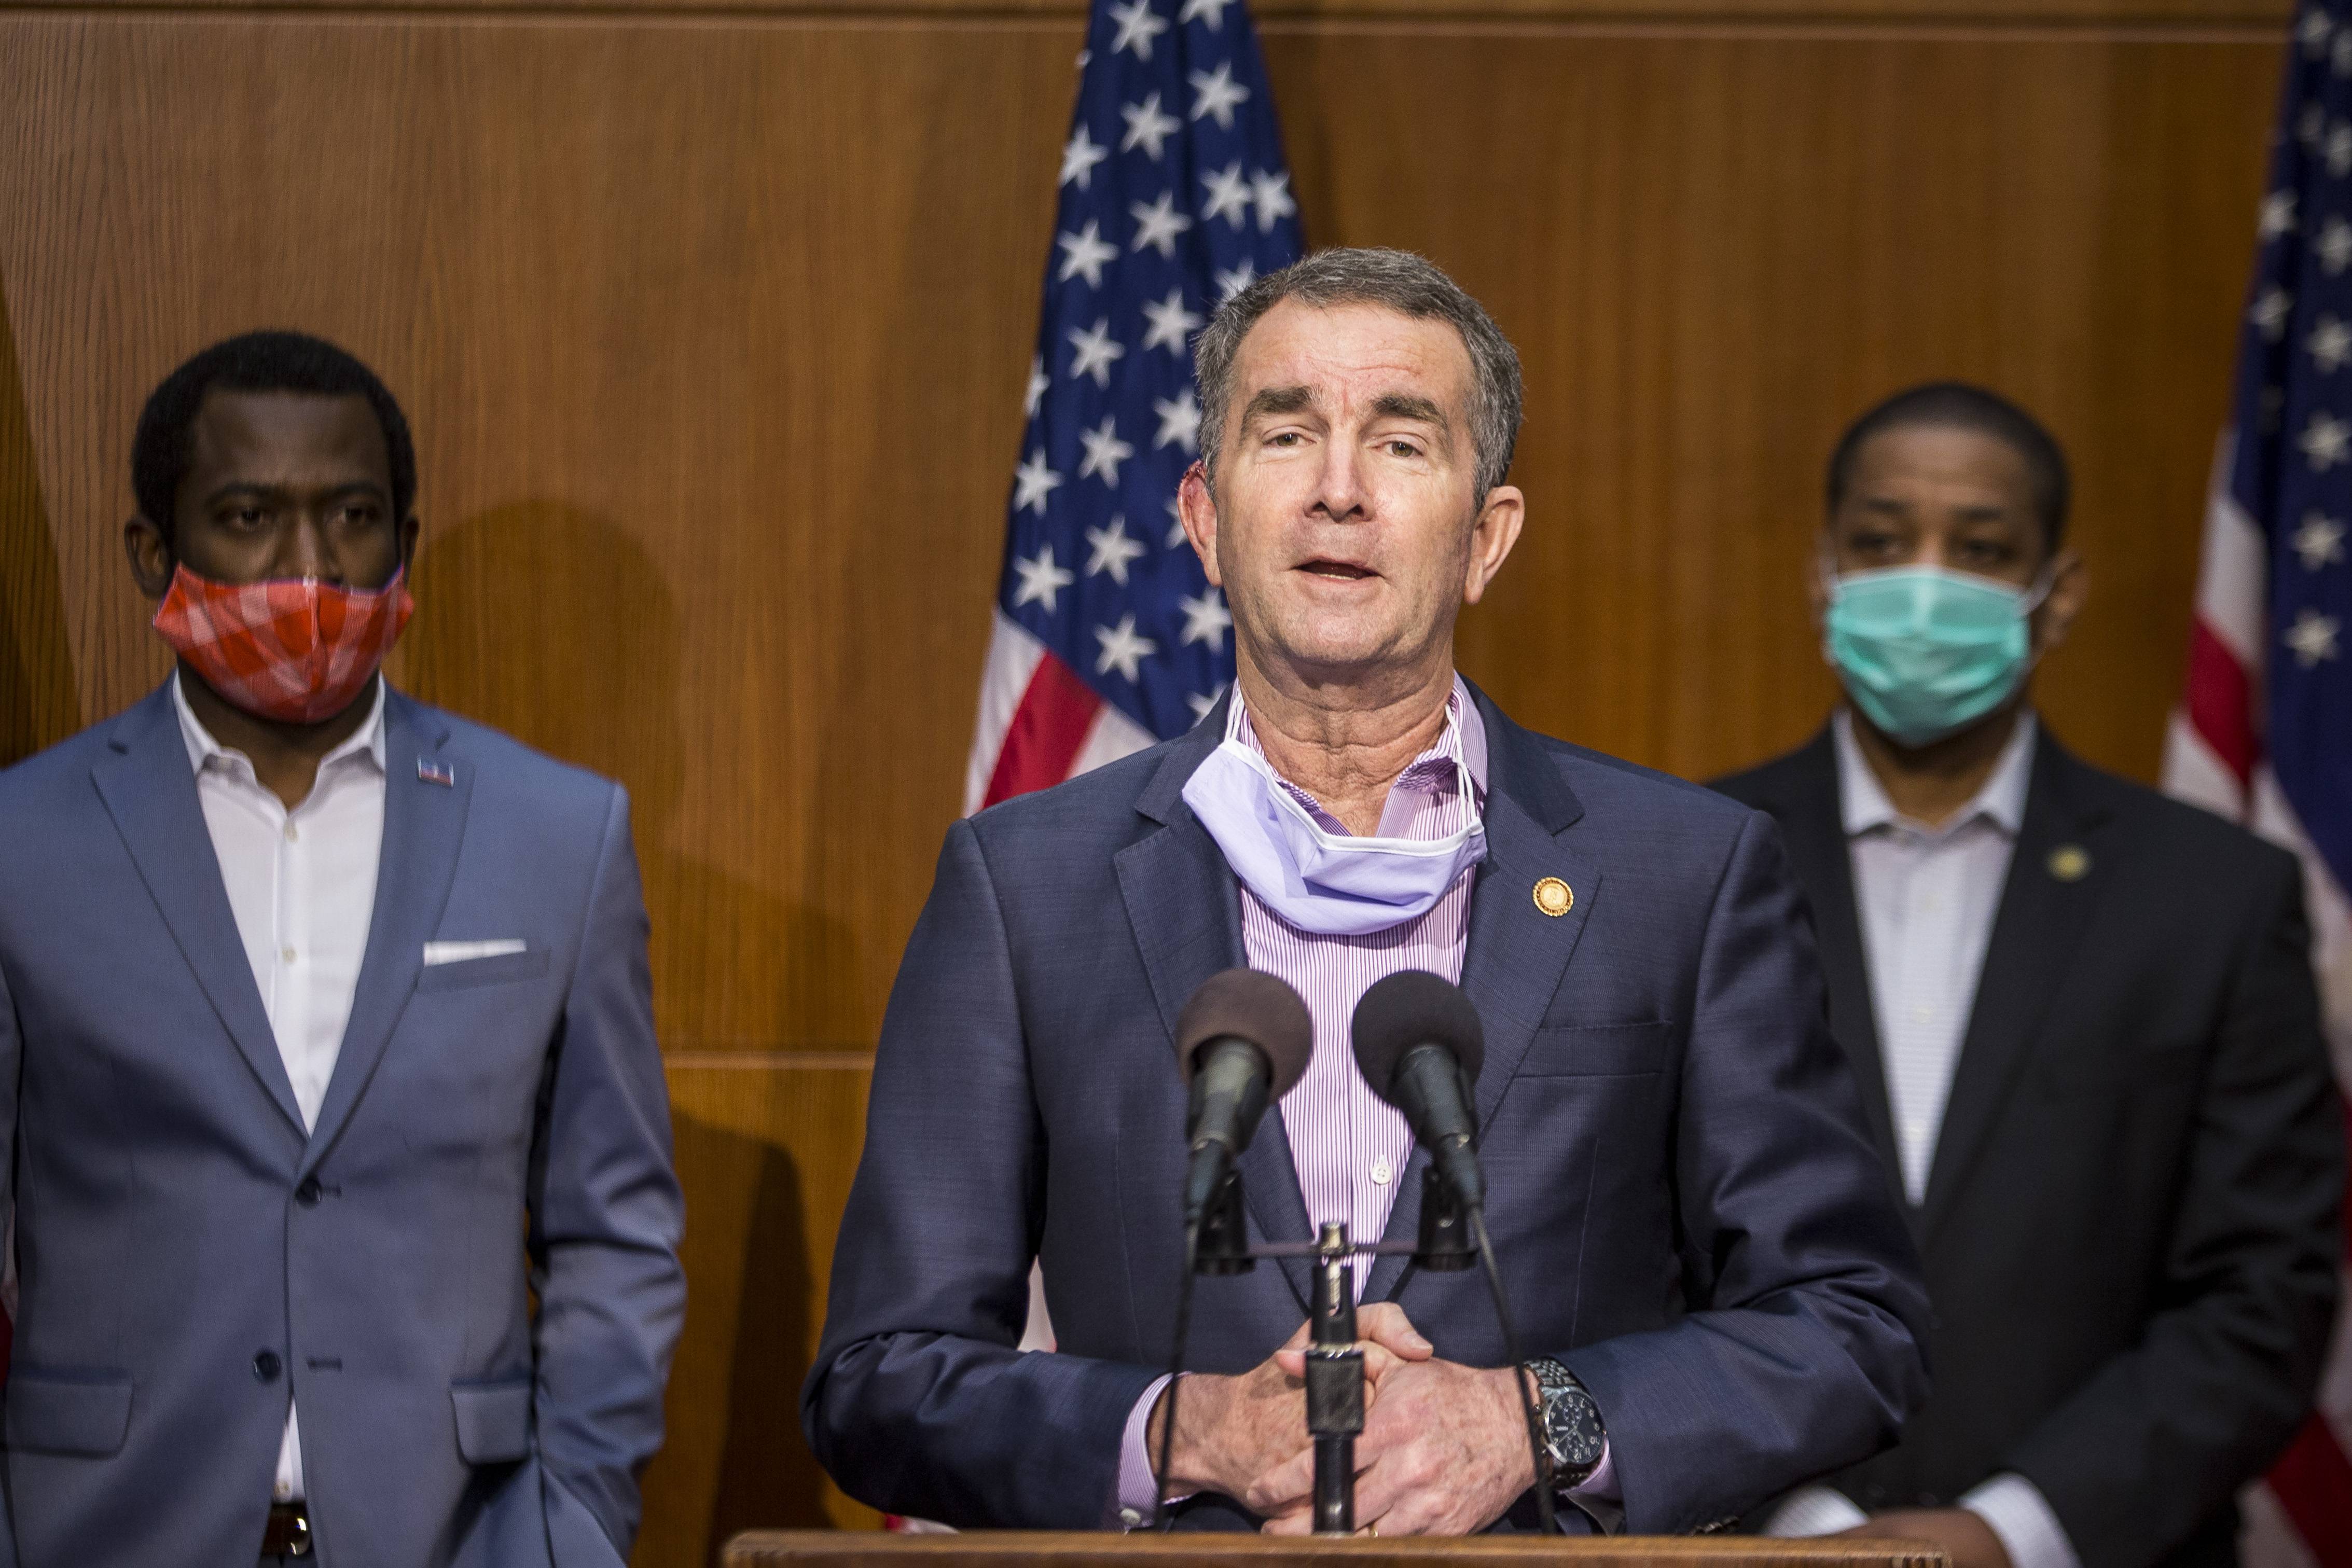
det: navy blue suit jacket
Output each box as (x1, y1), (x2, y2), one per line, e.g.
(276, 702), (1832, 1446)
(804, 687), (1928, 1531)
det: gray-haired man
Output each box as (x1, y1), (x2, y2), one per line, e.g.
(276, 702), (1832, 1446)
(805, 248), (1929, 1534)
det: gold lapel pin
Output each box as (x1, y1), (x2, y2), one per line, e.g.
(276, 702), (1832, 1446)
(1533, 877), (1574, 917)
(2047, 844), (2091, 882)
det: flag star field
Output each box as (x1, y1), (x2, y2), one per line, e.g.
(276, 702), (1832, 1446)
(995, 0), (1303, 745)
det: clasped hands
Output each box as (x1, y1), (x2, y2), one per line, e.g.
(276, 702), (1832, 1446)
(1149, 1302), (1540, 1536)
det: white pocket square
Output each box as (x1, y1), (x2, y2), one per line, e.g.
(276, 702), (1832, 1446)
(422, 939), (529, 966)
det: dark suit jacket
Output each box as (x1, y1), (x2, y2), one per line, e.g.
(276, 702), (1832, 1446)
(804, 686), (1930, 1532)
(1713, 726), (2343, 1568)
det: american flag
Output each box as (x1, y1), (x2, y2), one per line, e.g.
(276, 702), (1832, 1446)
(963, 0), (1302, 815)
(2164, 5), (2352, 1560)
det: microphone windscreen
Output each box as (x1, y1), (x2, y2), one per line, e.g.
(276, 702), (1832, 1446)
(1351, 969), (1486, 1102)
(1175, 968), (1313, 1100)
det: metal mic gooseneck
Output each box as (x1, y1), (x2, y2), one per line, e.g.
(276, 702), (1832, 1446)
(1157, 969), (1315, 1531)
(1305, 1222), (1363, 1535)
(1152, 1221), (1196, 1531)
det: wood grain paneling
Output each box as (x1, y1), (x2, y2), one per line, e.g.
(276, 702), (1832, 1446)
(5, 0), (2297, 32)
(0, 4), (2290, 1564)
(0, 15), (2283, 1039)
(723, 1535), (1948, 1565)
(1272, 30), (2282, 779)
(0, 274), (76, 767)
(652, 1062), (883, 1562)
(0, 15), (1081, 1051)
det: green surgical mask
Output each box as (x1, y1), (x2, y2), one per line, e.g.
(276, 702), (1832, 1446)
(1823, 565), (2046, 746)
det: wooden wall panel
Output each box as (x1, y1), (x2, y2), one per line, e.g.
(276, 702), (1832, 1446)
(0, 5), (2291, 1565)
(1278, 28), (2284, 778)
(653, 1062), (883, 1560)
(10, 0), (2302, 25)
(0, 13), (2286, 1039)
(0, 275), (77, 767)
(0, 14), (1080, 1050)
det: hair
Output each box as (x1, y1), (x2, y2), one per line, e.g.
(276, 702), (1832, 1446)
(1825, 381), (2070, 552)
(1193, 247), (1524, 502)
(131, 330), (417, 547)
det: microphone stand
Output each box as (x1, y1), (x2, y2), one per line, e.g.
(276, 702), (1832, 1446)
(1469, 1204), (1557, 1535)
(1154, 1169), (1253, 1530)
(1151, 1220), (1197, 1533)
(1305, 1223), (1364, 1535)
(1159, 1180), (1556, 1537)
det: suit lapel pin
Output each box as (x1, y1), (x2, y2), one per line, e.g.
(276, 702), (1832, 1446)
(417, 758), (455, 788)
(1532, 877), (1574, 917)
(2047, 844), (2090, 882)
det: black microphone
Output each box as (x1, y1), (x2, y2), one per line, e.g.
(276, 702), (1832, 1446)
(1173, 969), (1313, 1227)
(1350, 969), (1487, 1210)
(1155, 970), (1312, 1528)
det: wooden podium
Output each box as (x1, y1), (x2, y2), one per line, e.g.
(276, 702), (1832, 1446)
(721, 1533), (1945, 1568)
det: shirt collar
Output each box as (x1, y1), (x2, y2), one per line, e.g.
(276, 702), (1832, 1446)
(1833, 706), (2036, 840)
(1228, 672), (1490, 801)
(171, 671), (389, 782)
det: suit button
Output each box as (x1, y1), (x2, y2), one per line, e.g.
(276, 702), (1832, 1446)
(1863, 1483), (1887, 1505)
(295, 1177), (322, 1206)
(253, 1351), (282, 1382)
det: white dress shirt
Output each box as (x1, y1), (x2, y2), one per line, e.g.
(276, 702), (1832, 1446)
(1841, 707), (2034, 1207)
(1765, 710), (2080, 1568)
(173, 674), (388, 1506)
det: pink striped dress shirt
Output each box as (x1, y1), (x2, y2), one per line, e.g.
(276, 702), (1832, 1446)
(1231, 676), (1486, 1288)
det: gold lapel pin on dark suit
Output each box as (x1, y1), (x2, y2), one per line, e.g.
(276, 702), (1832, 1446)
(1533, 877), (1574, 917)
(2047, 844), (2091, 882)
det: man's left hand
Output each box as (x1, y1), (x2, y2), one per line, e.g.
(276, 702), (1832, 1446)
(1839, 1509), (2012, 1568)
(1247, 1350), (1535, 1536)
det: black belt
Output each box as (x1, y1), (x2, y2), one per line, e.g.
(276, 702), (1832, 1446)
(261, 1502), (312, 1558)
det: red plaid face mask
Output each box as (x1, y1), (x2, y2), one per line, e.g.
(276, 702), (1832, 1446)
(152, 564), (414, 725)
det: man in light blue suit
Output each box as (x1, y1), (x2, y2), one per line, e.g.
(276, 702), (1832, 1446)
(806, 251), (1930, 1535)
(0, 332), (684, 1565)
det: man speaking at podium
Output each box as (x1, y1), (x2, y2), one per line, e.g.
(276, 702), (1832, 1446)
(806, 249), (1930, 1534)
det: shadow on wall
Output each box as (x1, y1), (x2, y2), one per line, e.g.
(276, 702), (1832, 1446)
(393, 501), (857, 1562)
(669, 1111), (835, 1556)
(0, 275), (80, 765)
(393, 498), (855, 1049)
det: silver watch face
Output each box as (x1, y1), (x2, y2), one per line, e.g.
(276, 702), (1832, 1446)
(1543, 1381), (1606, 1473)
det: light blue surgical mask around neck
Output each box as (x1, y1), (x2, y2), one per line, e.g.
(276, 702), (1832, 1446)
(1822, 563), (2051, 747)
(1181, 704), (1486, 937)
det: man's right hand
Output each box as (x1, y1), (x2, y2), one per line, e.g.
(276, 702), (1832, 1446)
(1149, 1302), (1433, 1501)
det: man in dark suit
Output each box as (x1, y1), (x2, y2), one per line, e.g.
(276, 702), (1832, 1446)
(805, 248), (1929, 1535)
(0, 332), (685, 1565)
(1713, 383), (2343, 1568)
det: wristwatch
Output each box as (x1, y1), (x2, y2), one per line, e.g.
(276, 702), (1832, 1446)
(1525, 1358), (1606, 1487)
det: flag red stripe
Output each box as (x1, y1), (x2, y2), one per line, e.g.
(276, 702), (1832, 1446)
(2271, 1411), (2352, 1563)
(2268, 1088), (2352, 1560)
(983, 650), (1103, 808)
(2184, 617), (2259, 788)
